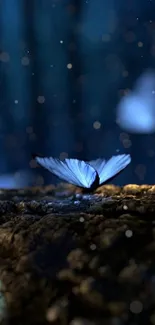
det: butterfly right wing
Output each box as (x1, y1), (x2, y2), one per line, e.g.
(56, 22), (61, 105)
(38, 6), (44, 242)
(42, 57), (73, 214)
(35, 156), (97, 188)
(96, 154), (131, 185)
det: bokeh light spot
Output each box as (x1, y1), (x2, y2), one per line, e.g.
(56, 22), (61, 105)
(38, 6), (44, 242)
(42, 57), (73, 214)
(130, 300), (143, 314)
(21, 56), (30, 66)
(59, 152), (68, 159)
(93, 121), (101, 129)
(29, 133), (37, 141)
(90, 244), (96, 251)
(135, 164), (146, 180)
(119, 132), (129, 142)
(29, 159), (37, 168)
(122, 138), (132, 148)
(138, 41), (143, 47)
(67, 63), (72, 69)
(122, 70), (129, 77)
(0, 52), (10, 62)
(125, 229), (133, 238)
(147, 149), (155, 157)
(37, 96), (45, 104)
(102, 34), (111, 42)
(26, 126), (33, 134)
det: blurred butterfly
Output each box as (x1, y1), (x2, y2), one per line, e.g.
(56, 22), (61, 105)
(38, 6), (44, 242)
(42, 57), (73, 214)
(34, 154), (131, 192)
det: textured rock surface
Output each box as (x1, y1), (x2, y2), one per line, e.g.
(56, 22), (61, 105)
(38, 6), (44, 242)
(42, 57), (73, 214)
(0, 184), (155, 324)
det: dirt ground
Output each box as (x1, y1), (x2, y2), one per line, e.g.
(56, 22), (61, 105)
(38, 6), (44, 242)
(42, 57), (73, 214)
(0, 183), (155, 325)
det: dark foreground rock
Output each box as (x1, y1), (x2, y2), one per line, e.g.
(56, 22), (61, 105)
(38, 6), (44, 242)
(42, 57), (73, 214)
(0, 184), (155, 325)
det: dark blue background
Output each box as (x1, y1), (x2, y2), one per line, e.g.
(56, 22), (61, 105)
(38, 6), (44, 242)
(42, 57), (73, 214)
(0, 0), (155, 187)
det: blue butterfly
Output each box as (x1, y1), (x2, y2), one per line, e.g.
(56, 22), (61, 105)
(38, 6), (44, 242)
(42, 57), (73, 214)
(34, 154), (131, 191)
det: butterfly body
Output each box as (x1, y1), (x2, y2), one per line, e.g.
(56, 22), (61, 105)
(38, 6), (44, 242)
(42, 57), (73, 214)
(82, 171), (100, 193)
(34, 154), (131, 192)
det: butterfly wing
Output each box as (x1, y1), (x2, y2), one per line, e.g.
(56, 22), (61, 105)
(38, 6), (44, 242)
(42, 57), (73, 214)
(89, 154), (131, 185)
(89, 158), (106, 175)
(35, 156), (97, 188)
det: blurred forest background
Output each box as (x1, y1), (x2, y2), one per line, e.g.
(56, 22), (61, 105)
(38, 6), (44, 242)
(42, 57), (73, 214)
(0, 0), (155, 187)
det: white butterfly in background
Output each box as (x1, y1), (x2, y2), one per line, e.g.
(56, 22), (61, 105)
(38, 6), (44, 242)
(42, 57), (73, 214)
(34, 154), (131, 192)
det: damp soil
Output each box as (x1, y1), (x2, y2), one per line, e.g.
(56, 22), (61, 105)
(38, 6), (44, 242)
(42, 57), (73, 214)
(0, 183), (155, 325)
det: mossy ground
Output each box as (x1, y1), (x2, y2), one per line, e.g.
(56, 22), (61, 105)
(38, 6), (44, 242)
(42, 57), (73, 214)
(0, 184), (155, 325)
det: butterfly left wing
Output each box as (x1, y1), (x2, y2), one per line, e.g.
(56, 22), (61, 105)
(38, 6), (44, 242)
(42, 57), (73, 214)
(89, 154), (131, 185)
(35, 156), (98, 188)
